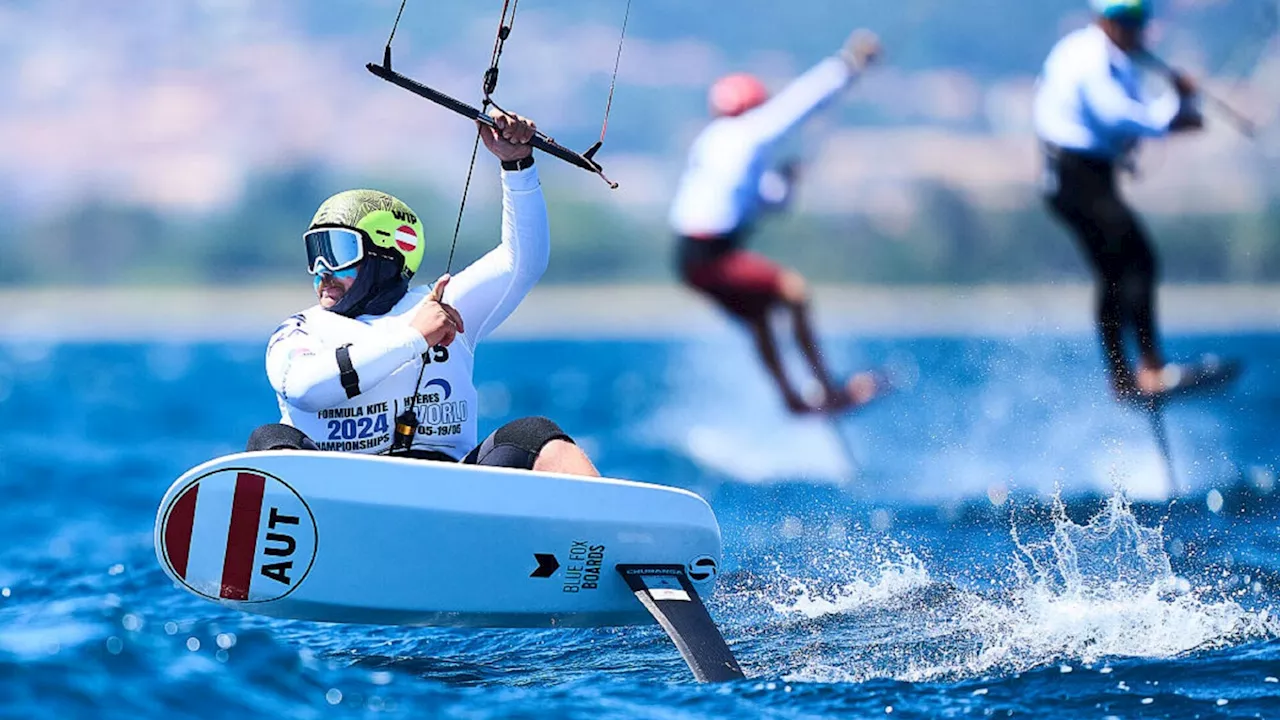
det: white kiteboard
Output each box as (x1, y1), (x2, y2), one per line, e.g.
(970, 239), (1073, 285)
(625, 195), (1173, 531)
(154, 451), (723, 628)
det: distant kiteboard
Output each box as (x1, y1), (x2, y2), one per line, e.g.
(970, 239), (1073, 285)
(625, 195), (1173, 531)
(1150, 355), (1242, 405)
(155, 451), (726, 630)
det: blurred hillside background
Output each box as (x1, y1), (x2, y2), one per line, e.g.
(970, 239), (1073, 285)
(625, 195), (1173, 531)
(2, 0), (1277, 288)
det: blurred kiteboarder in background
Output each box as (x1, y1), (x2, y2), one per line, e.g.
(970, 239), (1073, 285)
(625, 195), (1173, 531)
(1034, 0), (1241, 405)
(670, 29), (889, 415)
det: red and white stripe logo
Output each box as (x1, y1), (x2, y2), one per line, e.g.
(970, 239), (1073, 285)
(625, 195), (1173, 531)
(395, 225), (418, 253)
(160, 469), (316, 603)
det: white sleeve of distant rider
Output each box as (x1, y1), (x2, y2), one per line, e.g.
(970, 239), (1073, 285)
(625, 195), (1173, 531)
(1079, 57), (1180, 137)
(266, 318), (429, 413)
(737, 57), (855, 146)
(443, 165), (550, 346)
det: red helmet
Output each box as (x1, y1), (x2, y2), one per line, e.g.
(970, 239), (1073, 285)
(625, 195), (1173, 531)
(708, 73), (768, 117)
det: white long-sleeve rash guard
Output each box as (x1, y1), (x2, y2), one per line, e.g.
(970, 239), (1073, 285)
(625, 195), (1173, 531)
(264, 166), (550, 459)
(668, 57), (858, 237)
(1033, 25), (1194, 160)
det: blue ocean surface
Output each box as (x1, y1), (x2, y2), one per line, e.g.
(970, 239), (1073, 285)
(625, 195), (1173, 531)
(2, 332), (1278, 718)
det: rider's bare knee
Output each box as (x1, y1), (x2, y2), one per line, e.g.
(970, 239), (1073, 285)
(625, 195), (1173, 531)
(533, 439), (600, 477)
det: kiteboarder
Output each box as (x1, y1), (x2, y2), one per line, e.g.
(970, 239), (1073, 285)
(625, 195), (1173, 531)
(670, 28), (889, 415)
(247, 109), (599, 476)
(1035, 0), (1219, 403)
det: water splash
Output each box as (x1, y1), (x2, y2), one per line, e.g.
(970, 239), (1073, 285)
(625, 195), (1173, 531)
(764, 548), (932, 621)
(1011, 491), (1177, 599)
(949, 493), (1278, 677)
(755, 493), (1279, 683)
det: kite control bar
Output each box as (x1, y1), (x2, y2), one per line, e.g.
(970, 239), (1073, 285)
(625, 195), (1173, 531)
(1140, 51), (1260, 140)
(367, 48), (618, 188)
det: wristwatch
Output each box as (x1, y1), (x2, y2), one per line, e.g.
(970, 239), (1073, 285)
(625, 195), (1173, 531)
(501, 156), (535, 171)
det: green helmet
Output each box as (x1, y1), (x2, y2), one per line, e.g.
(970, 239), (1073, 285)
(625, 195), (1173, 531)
(1092, 0), (1152, 26)
(308, 189), (425, 280)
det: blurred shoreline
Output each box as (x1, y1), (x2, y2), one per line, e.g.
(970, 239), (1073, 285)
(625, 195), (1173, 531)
(6, 284), (1280, 341)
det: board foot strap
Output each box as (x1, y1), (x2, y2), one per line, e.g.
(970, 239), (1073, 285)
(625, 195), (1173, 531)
(616, 564), (746, 682)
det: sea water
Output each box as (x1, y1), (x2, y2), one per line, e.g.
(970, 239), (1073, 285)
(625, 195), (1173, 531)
(1, 334), (1277, 718)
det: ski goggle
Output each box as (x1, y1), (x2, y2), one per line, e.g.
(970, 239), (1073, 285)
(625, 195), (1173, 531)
(304, 227), (367, 275)
(313, 267), (358, 290)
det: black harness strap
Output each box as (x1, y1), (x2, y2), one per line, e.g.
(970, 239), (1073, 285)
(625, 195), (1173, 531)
(335, 344), (360, 399)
